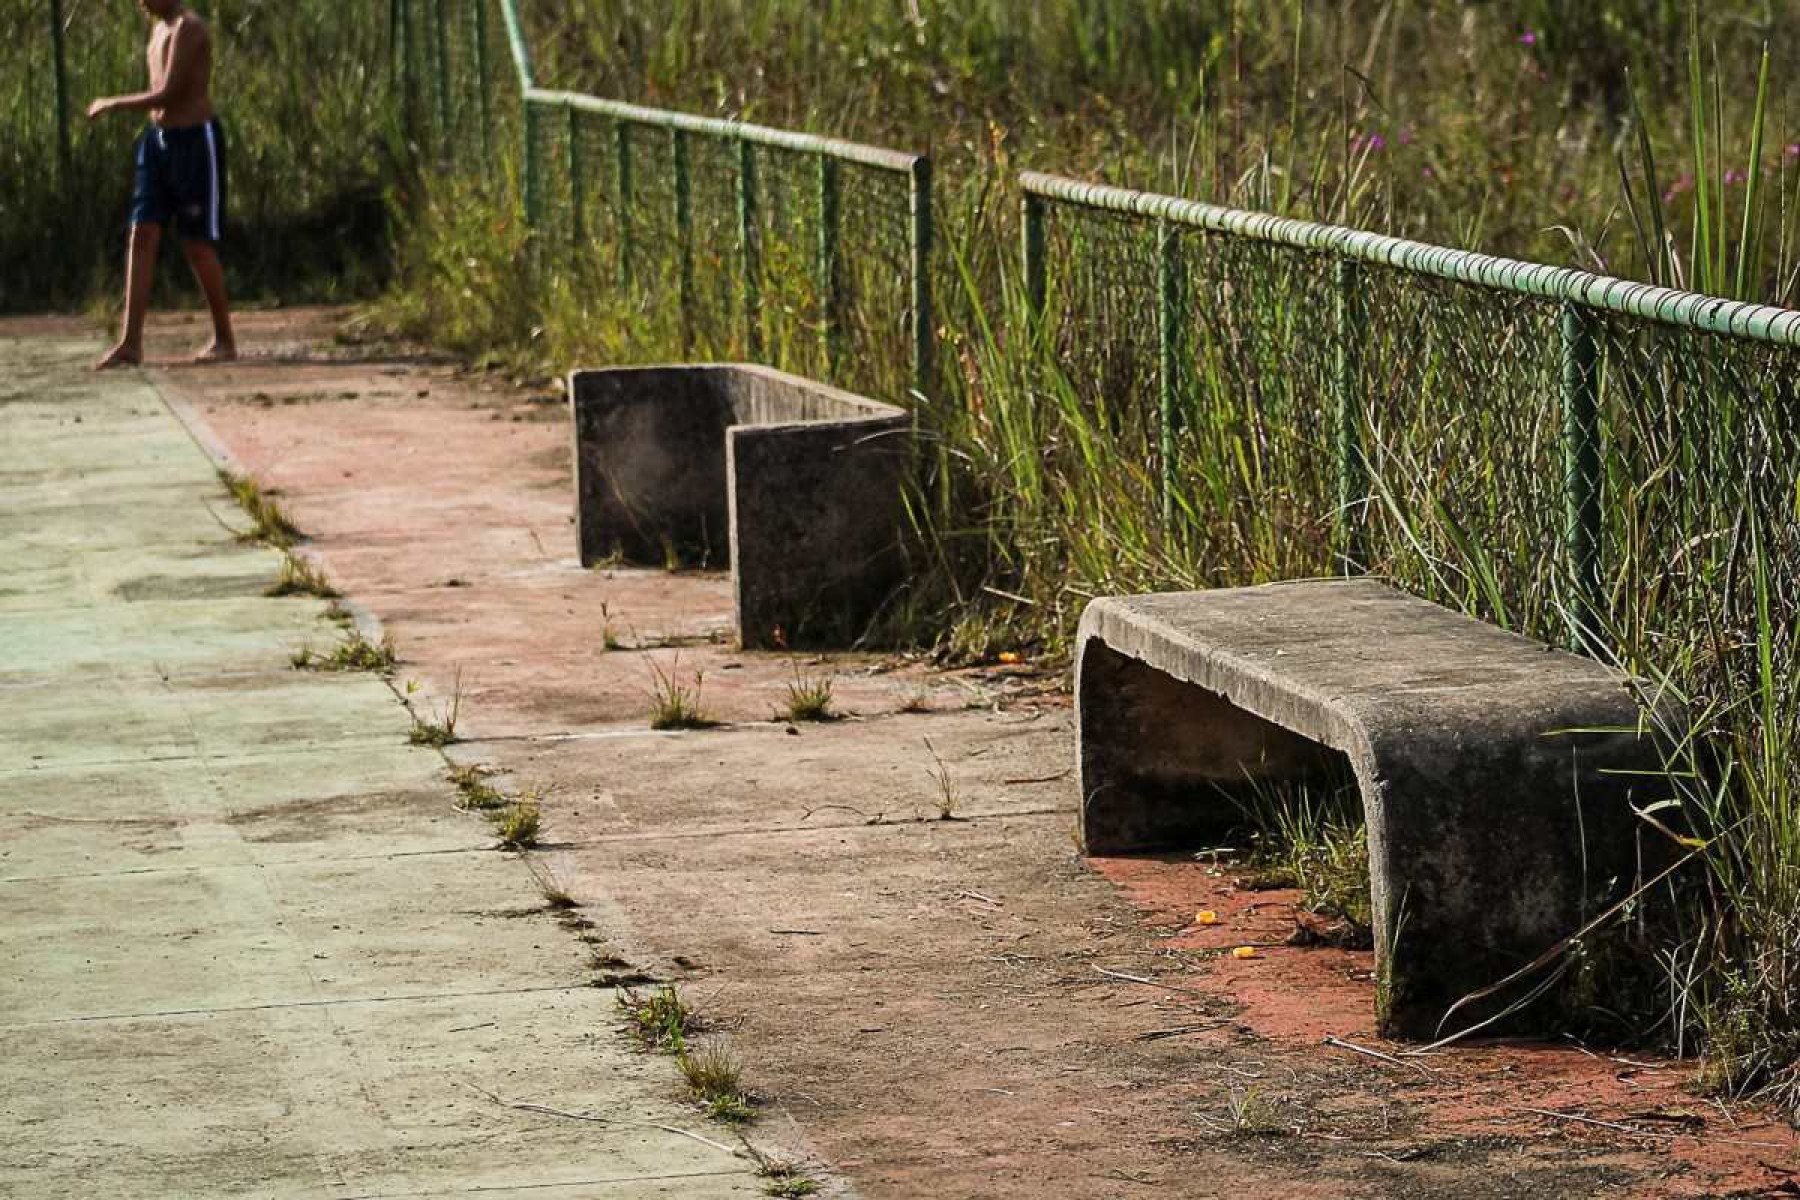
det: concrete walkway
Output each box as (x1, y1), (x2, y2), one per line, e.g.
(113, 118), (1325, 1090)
(0, 333), (761, 1198)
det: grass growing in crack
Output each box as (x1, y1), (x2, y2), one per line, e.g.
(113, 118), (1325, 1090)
(494, 800), (542, 849)
(923, 737), (961, 821)
(781, 664), (837, 723)
(763, 1176), (820, 1197)
(678, 1041), (755, 1123)
(266, 553), (338, 598)
(619, 984), (695, 1053)
(220, 470), (301, 549)
(599, 601), (623, 651)
(448, 763), (508, 812)
(523, 856), (576, 909)
(646, 655), (717, 730)
(406, 670), (463, 746)
(1224, 1086), (1290, 1138)
(292, 630), (397, 674)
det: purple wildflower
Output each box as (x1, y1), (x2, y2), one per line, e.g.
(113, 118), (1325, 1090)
(1519, 31), (1539, 46)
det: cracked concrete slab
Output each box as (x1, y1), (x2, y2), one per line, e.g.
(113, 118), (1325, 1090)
(0, 332), (762, 1199)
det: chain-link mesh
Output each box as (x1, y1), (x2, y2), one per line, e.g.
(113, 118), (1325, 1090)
(395, 0), (512, 170)
(1596, 322), (1800, 666)
(1032, 188), (1800, 676)
(520, 99), (922, 402)
(1358, 269), (1564, 636)
(1183, 235), (1340, 585)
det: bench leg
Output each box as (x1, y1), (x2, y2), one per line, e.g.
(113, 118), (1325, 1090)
(1362, 725), (1654, 1039)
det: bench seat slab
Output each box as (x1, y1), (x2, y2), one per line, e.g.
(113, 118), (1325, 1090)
(1076, 579), (1668, 1038)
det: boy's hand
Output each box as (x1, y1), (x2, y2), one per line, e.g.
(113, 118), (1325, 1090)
(86, 97), (117, 120)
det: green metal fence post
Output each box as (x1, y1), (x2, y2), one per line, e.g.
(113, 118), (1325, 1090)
(672, 129), (695, 355)
(521, 101), (541, 228)
(1334, 258), (1369, 573)
(1021, 192), (1047, 324)
(1157, 219), (1186, 532)
(818, 155), (842, 376)
(1560, 300), (1604, 652)
(473, 0), (491, 162)
(398, 0), (418, 145)
(388, 0), (402, 97)
(910, 157), (934, 400)
(47, 0), (71, 190)
(565, 104), (584, 246)
(614, 122), (634, 288)
(737, 137), (763, 360)
(431, 0), (451, 152)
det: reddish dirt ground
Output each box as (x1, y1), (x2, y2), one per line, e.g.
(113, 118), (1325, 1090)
(57, 306), (1798, 1196)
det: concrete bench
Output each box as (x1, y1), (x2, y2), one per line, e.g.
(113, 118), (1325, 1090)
(1076, 579), (1668, 1039)
(570, 364), (912, 649)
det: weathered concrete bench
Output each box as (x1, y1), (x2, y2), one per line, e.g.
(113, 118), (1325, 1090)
(570, 364), (912, 649)
(1076, 579), (1668, 1039)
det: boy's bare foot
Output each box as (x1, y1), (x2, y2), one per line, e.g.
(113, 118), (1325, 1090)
(193, 340), (237, 364)
(94, 343), (143, 371)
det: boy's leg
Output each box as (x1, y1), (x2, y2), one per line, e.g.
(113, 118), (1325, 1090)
(180, 238), (236, 362)
(96, 222), (161, 370)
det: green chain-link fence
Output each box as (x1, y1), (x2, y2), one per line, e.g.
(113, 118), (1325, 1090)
(391, 0), (935, 406)
(1020, 171), (1800, 661)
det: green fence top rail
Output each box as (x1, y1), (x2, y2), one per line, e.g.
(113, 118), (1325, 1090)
(1022, 170), (1800, 347)
(499, 0), (534, 89)
(528, 88), (922, 175)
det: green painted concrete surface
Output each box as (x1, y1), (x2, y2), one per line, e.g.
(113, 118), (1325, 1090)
(0, 336), (762, 1198)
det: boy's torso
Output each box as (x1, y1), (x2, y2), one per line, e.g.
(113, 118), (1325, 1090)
(147, 12), (214, 129)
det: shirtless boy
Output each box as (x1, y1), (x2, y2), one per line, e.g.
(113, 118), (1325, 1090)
(88, 0), (235, 369)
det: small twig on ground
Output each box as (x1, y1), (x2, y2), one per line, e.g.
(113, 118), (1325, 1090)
(1093, 966), (1209, 995)
(464, 1081), (747, 1157)
(958, 889), (1002, 906)
(769, 929), (823, 936)
(1002, 769), (1072, 785)
(1323, 1034), (1437, 1077)
(1103, 1169), (1160, 1186)
(1134, 1022), (1229, 1042)
(1512, 1105), (1675, 1138)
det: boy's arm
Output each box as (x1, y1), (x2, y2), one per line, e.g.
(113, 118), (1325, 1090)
(86, 21), (206, 119)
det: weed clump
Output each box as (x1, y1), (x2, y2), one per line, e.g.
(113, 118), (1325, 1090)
(678, 1041), (755, 1123)
(494, 800), (541, 849)
(647, 657), (718, 730)
(781, 665), (837, 723)
(293, 630), (396, 675)
(406, 672), (463, 746)
(619, 984), (695, 1053)
(266, 553), (338, 598)
(220, 470), (301, 549)
(448, 763), (508, 812)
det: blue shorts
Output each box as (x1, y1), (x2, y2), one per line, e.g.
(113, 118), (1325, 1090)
(130, 118), (228, 243)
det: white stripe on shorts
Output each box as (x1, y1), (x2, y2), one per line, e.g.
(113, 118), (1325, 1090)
(202, 121), (221, 241)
